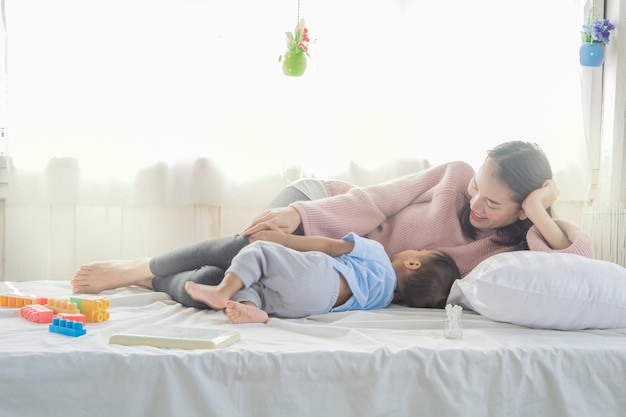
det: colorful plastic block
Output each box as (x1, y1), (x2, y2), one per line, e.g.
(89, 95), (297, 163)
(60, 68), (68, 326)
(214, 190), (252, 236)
(54, 313), (86, 325)
(1, 294), (48, 308)
(46, 299), (80, 315)
(70, 296), (110, 322)
(49, 317), (86, 337)
(20, 304), (55, 323)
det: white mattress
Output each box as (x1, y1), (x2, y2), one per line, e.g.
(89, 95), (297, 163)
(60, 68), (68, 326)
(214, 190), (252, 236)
(1, 280), (625, 417)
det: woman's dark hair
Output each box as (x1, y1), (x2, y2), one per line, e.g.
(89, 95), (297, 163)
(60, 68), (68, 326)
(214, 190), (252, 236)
(460, 141), (553, 247)
(401, 251), (461, 309)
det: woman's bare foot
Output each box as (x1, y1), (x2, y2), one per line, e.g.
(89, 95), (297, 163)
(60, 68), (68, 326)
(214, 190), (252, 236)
(225, 300), (269, 324)
(184, 281), (231, 310)
(71, 257), (153, 294)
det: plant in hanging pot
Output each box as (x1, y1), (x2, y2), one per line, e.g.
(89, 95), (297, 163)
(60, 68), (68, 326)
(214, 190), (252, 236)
(281, 19), (310, 76)
(579, 12), (615, 67)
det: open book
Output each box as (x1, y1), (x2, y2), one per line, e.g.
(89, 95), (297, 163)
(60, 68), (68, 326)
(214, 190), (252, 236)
(109, 325), (240, 349)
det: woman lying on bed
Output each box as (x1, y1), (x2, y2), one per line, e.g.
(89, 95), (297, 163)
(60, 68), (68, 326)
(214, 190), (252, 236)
(71, 140), (593, 309)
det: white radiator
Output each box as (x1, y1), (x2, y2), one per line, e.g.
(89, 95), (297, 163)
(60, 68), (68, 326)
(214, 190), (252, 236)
(582, 204), (626, 267)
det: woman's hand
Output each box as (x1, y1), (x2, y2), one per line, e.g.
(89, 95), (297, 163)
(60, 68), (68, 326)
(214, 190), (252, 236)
(521, 179), (571, 250)
(242, 206), (302, 236)
(521, 179), (559, 215)
(248, 222), (290, 245)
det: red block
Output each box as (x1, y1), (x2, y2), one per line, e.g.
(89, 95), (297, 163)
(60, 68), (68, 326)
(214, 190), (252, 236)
(54, 313), (86, 325)
(20, 304), (55, 323)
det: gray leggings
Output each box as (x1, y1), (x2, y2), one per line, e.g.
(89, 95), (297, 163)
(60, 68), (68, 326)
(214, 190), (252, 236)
(151, 185), (310, 308)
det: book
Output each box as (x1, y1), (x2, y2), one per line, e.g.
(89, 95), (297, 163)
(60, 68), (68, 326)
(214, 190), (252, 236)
(109, 325), (240, 349)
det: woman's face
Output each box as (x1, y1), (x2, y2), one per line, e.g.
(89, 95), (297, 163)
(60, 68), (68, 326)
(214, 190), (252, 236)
(467, 158), (527, 230)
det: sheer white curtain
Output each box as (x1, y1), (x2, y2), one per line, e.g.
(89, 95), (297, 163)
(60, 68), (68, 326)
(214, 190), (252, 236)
(4, 0), (589, 204)
(3, 0), (596, 281)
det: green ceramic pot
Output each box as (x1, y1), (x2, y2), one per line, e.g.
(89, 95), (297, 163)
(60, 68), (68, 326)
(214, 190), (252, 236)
(282, 50), (307, 76)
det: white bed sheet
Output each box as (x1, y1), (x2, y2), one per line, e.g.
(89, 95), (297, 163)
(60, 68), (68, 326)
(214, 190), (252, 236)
(1, 280), (625, 417)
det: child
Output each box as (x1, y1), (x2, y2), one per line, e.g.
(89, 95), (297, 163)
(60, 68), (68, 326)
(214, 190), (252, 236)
(185, 225), (460, 324)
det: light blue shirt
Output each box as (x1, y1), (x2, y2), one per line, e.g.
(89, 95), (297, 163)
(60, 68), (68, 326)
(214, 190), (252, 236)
(329, 233), (396, 312)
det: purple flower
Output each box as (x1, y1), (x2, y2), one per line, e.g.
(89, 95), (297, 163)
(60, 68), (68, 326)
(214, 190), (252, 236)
(593, 19), (614, 43)
(581, 18), (615, 45)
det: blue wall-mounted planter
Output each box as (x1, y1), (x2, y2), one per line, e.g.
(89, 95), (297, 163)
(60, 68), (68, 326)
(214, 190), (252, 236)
(580, 42), (605, 67)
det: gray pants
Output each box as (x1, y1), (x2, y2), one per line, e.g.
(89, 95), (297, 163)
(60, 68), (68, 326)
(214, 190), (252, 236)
(230, 241), (339, 318)
(151, 185), (311, 308)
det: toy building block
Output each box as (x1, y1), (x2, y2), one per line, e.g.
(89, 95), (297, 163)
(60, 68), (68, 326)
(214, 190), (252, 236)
(1, 294), (48, 308)
(54, 313), (86, 325)
(20, 304), (55, 323)
(46, 299), (80, 315)
(49, 317), (86, 337)
(70, 296), (111, 322)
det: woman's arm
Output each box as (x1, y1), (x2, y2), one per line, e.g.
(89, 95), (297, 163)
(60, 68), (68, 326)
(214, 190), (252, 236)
(522, 179), (572, 250)
(245, 161), (474, 239)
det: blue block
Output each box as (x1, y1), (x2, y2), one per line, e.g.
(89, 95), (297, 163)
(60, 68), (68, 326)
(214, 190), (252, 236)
(49, 317), (86, 337)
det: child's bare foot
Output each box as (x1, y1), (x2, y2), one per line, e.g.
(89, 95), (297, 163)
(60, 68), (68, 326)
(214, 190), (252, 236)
(184, 281), (231, 310)
(71, 258), (153, 294)
(225, 300), (269, 324)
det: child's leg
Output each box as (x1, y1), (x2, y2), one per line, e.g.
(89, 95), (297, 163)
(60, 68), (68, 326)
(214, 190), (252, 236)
(227, 241), (340, 318)
(184, 271), (244, 309)
(225, 300), (269, 324)
(151, 266), (227, 309)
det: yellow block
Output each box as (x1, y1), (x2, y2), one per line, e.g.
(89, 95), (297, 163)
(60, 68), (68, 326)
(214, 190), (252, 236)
(70, 296), (111, 322)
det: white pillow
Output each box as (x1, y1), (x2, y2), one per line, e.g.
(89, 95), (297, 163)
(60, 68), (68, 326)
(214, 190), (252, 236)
(447, 251), (626, 330)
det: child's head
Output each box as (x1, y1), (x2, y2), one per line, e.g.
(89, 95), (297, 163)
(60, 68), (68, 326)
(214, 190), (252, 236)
(391, 249), (460, 308)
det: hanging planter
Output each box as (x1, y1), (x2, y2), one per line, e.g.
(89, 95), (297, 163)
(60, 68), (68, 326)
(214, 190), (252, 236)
(281, 19), (310, 77)
(282, 50), (307, 76)
(579, 7), (614, 68)
(580, 42), (605, 67)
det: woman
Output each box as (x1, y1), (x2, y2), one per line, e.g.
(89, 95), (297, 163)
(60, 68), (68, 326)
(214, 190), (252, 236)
(71, 141), (593, 308)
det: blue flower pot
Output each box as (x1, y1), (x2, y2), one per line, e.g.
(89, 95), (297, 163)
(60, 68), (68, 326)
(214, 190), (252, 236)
(580, 42), (605, 67)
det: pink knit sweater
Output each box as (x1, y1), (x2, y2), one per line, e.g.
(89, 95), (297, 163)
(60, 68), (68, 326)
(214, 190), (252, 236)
(290, 161), (594, 277)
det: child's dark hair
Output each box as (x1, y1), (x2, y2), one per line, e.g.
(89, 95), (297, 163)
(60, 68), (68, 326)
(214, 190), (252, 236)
(401, 251), (461, 309)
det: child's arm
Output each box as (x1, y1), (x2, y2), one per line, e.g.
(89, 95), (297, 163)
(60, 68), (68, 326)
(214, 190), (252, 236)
(249, 223), (354, 257)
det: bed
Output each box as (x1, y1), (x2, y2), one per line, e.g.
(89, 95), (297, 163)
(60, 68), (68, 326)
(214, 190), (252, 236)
(2, 252), (626, 417)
